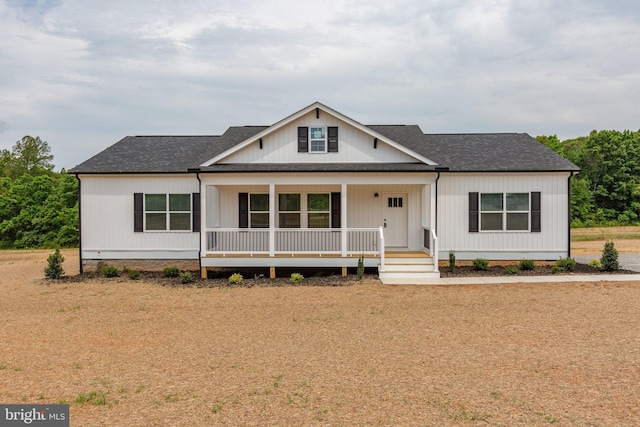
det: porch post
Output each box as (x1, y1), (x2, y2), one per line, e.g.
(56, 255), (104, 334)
(341, 183), (347, 257)
(200, 185), (206, 257)
(200, 186), (207, 278)
(430, 180), (439, 272)
(269, 183), (275, 257)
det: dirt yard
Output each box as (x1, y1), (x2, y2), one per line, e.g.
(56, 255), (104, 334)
(1, 248), (640, 426)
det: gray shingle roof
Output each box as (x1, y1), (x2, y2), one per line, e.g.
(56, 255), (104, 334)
(69, 124), (578, 174)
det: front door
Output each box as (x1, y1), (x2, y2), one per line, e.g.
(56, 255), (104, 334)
(383, 193), (408, 248)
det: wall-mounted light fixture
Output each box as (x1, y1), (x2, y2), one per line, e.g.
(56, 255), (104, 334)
(373, 138), (378, 149)
(259, 138), (263, 149)
(374, 192), (379, 198)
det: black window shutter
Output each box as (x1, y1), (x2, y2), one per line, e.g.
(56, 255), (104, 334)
(469, 192), (479, 233)
(331, 192), (341, 228)
(531, 191), (541, 232)
(134, 193), (143, 232)
(298, 127), (308, 152)
(328, 127), (339, 152)
(239, 193), (249, 228)
(192, 193), (201, 232)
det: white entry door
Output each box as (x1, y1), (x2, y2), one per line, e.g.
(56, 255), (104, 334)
(383, 193), (408, 248)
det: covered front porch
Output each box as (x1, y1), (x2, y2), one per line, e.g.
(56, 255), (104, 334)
(198, 172), (440, 281)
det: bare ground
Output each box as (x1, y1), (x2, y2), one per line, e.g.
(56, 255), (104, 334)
(1, 249), (640, 426)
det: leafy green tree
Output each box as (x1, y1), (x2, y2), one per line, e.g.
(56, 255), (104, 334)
(2, 136), (54, 179)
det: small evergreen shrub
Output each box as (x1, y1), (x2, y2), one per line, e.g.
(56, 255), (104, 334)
(44, 249), (65, 279)
(503, 265), (518, 275)
(588, 259), (601, 269)
(551, 265), (566, 274)
(102, 266), (119, 278)
(228, 273), (244, 286)
(357, 255), (365, 280)
(290, 273), (304, 284)
(162, 267), (181, 278)
(449, 250), (456, 273)
(181, 272), (193, 284)
(600, 240), (619, 271)
(122, 266), (131, 274)
(127, 270), (140, 280)
(519, 259), (536, 271)
(556, 257), (576, 272)
(472, 258), (489, 271)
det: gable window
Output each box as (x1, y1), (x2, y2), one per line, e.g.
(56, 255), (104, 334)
(308, 193), (330, 228)
(279, 194), (301, 228)
(145, 193), (191, 231)
(479, 192), (530, 231)
(309, 127), (327, 153)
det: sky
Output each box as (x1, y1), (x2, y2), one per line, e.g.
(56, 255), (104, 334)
(1, 0), (639, 170)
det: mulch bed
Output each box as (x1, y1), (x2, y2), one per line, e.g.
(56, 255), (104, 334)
(440, 262), (634, 277)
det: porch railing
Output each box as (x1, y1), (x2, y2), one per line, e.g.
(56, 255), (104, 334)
(423, 227), (439, 272)
(205, 228), (382, 256)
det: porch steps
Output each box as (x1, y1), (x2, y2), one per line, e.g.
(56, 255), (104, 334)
(378, 252), (440, 284)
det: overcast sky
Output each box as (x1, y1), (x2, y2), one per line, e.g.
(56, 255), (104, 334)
(1, 0), (639, 170)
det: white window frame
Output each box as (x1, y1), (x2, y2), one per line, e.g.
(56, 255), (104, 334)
(144, 193), (191, 232)
(480, 192), (530, 232)
(309, 126), (327, 153)
(249, 193), (269, 228)
(278, 193), (301, 228)
(307, 193), (330, 228)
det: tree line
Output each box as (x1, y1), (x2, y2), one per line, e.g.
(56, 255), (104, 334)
(0, 130), (638, 249)
(0, 136), (78, 248)
(537, 130), (640, 227)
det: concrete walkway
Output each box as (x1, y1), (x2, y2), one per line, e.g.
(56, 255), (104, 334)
(390, 273), (640, 286)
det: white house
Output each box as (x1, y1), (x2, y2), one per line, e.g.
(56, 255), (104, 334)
(70, 102), (579, 283)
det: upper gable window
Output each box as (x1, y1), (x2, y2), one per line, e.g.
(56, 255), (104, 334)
(309, 127), (327, 153)
(298, 126), (338, 153)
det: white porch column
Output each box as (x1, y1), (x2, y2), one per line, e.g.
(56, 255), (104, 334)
(200, 185), (206, 256)
(430, 180), (439, 272)
(341, 183), (347, 257)
(269, 183), (275, 257)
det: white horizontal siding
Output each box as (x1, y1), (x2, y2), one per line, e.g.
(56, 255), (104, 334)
(79, 175), (200, 258)
(221, 110), (416, 164)
(437, 173), (570, 260)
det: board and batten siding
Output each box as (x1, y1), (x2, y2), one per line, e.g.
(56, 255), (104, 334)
(79, 174), (200, 259)
(221, 110), (416, 164)
(437, 172), (571, 260)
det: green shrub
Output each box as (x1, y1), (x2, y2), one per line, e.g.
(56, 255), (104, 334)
(290, 273), (304, 284)
(357, 255), (365, 280)
(503, 265), (518, 275)
(44, 249), (65, 279)
(162, 267), (181, 278)
(102, 266), (119, 278)
(181, 272), (193, 284)
(518, 259), (536, 271)
(556, 257), (576, 272)
(600, 240), (619, 271)
(122, 266), (131, 274)
(228, 273), (243, 286)
(449, 250), (456, 273)
(128, 270), (140, 280)
(588, 259), (601, 269)
(472, 258), (489, 271)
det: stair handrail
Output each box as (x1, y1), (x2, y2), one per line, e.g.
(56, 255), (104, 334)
(379, 226), (385, 272)
(431, 228), (439, 272)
